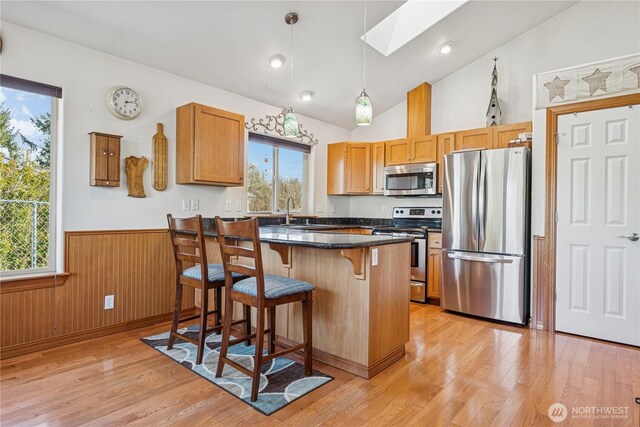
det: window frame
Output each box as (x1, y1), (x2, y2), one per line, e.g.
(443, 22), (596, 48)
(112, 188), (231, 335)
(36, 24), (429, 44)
(0, 75), (61, 277)
(246, 133), (309, 215)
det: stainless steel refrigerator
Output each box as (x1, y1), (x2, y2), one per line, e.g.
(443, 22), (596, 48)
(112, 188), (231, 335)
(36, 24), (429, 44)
(441, 147), (530, 325)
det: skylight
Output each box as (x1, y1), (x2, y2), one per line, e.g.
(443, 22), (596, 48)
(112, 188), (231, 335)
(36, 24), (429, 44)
(363, 0), (469, 57)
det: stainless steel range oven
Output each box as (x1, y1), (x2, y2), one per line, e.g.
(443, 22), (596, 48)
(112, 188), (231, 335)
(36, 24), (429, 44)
(372, 207), (442, 303)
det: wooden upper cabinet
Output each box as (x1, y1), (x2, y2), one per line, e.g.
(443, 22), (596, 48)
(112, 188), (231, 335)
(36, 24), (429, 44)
(492, 121), (532, 149)
(89, 132), (121, 187)
(436, 133), (455, 193)
(454, 127), (493, 151)
(327, 142), (371, 195)
(384, 139), (410, 166)
(176, 103), (244, 186)
(371, 142), (385, 194)
(407, 83), (432, 138)
(412, 135), (437, 163)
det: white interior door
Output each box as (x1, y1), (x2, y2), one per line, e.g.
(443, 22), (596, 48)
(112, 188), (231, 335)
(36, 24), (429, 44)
(556, 104), (640, 346)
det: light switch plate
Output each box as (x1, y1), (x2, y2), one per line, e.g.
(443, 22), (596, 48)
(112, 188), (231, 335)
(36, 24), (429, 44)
(225, 200), (232, 212)
(236, 200), (242, 212)
(331, 204), (336, 213)
(316, 203), (323, 213)
(372, 248), (379, 266)
(182, 199), (191, 211)
(191, 199), (200, 211)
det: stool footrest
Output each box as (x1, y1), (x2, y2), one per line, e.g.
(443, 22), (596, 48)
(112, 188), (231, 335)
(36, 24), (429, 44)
(218, 357), (252, 378)
(263, 343), (305, 362)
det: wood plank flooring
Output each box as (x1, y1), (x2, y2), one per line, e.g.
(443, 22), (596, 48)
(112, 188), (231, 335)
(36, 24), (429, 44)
(1, 304), (638, 426)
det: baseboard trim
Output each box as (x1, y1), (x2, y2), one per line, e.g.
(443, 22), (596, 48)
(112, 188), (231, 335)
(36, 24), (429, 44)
(0, 309), (196, 360)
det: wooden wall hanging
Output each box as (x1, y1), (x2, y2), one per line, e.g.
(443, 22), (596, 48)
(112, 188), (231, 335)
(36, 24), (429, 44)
(152, 123), (168, 191)
(125, 156), (149, 198)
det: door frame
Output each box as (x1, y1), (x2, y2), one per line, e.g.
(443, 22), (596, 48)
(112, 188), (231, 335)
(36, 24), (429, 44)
(543, 93), (640, 332)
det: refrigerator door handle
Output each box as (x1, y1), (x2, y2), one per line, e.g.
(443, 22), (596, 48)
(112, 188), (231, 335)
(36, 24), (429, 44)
(446, 253), (514, 264)
(478, 152), (486, 248)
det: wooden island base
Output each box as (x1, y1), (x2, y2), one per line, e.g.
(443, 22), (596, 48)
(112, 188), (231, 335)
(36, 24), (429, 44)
(202, 238), (411, 379)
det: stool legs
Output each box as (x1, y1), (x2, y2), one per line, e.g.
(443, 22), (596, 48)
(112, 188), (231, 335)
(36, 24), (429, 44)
(251, 308), (266, 402)
(267, 307), (276, 354)
(302, 293), (313, 376)
(215, 291), (234, 378)
(167, 282), (183, 350)
(244, 304), (252, 346)
(214, 287), (222, 331)
(196, 287), (209, 365)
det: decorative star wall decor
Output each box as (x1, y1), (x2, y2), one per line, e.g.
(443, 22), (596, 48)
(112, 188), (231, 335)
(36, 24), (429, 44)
(582, 68), (612, 96)
(629, 65), (640, 89)
(535, 53), (640, 109)
(544, 76), (571, 102)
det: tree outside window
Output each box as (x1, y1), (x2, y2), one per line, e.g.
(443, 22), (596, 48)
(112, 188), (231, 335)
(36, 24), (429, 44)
(247, 134), (307, 213)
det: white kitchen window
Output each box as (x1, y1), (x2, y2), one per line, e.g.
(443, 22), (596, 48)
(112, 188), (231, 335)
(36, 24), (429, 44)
(0, 75), (61, 276)
(246, 133), (309, 214)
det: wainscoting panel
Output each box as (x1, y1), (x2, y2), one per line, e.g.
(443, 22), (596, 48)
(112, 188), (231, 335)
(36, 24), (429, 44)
(0, 229), (194, 358)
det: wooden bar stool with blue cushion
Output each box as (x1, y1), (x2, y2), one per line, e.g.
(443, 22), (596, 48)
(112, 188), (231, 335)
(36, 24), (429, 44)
(214, 216), (315, 402)
(166, 214), (251, 365)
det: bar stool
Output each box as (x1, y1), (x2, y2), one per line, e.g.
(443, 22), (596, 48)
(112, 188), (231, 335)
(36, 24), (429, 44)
(166, 214), (251, 365)
(214, 216), (314, 402)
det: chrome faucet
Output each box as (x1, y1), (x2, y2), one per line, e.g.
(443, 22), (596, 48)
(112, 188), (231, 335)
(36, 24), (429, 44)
(285, 196), (293, 225)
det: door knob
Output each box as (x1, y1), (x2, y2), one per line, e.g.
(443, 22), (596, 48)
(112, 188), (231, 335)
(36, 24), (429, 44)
(618, 233), (639, 241)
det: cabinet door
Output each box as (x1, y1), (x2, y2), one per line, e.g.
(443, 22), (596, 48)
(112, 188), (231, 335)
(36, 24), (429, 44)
(345, 143), (371, 193)
(436, 133), (455, 193)
(492, 121), (532, 149)
(107, 137), (120, 182)
(427, 250), (441, 299)
(411, 135), (437, 163)
(193, 104), (244, 185)
(384, 139), (410, 166)
(93, 135), (109, 181)
(454, 127), (493, 151)
(371, 142), (385, 194)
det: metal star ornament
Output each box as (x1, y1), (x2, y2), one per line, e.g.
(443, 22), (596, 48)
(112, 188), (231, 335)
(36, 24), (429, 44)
(629, 65), (640, 89)
(582, 68), (612, 96)
(544, 76), (571, 102)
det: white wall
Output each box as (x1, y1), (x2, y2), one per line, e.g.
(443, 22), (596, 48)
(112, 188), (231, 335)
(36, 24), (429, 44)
(349, 0), (640, 220)
(1, 22), (351, 234)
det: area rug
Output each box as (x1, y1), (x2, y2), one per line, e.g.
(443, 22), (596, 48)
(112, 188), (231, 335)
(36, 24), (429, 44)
(141, 326), (333, 415)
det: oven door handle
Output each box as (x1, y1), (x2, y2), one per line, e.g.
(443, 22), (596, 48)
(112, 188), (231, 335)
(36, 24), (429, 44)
(446, 253), (513, 264)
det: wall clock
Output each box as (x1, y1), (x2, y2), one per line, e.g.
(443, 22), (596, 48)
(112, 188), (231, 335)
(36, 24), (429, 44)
(107, 86), (142, 120)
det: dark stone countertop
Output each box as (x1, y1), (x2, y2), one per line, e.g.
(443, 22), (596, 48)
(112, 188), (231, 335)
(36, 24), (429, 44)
(203, 227), (413, 249)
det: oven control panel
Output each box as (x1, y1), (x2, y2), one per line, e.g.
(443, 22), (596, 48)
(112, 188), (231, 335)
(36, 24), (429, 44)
(393, 207), (442, 219)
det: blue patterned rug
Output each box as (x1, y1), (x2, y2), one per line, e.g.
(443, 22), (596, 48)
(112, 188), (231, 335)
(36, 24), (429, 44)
(140, 326), (333, 415)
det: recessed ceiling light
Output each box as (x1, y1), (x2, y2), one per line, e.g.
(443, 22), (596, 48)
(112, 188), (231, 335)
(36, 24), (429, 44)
(437, 42), (453, 55)
(267, 54), (286, 69)
(299, 90), (314, 102)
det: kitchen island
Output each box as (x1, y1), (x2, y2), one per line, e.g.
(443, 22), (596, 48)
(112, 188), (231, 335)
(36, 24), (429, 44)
(201, 226), (412, 379)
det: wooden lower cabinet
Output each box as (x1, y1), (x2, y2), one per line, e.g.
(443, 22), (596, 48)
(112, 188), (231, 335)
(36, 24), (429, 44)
(427, 233), (442, 300)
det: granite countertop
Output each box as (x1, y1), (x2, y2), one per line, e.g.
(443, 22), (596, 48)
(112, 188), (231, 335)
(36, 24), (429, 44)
(203, 227), (413, 249)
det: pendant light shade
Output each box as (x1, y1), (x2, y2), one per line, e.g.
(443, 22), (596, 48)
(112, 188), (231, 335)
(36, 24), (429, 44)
(356, 90), (372, 126)
(356, 1), (373, 126)
(284, 108), (299, 137)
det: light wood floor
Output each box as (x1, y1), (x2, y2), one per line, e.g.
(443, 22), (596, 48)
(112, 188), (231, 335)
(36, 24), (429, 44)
(1, 303), (638, 426)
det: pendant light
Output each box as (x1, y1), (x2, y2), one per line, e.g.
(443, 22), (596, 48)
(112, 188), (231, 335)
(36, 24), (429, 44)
(284, 12), (299, 137)
(356, 1), (373, 126)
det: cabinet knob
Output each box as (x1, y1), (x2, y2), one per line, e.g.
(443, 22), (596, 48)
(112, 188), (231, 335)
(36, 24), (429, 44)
(109, 152), (114, 156)
(103, 151), (108, 155)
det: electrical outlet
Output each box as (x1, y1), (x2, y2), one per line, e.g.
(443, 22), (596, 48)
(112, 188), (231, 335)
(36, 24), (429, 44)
(372, 248), (379, 266)
(104, 295), (114, 310)
(182, 199), (190, 211)
(316, 203), (323, 213)
(382, 206), (387, 214)
(236, 200), (242, 212)
(331, 204), (336, 214)
(191, 199), (200, 211)
(225, 200), (232, 212)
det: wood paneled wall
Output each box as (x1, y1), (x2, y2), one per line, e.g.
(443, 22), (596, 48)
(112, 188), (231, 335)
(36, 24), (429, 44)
(1, 229), (193, 357)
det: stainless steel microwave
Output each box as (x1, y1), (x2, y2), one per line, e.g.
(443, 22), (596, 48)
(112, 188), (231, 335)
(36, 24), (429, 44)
(384, 163), (437, 196)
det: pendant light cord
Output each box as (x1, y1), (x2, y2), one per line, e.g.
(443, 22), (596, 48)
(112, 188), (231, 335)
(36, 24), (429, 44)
(363, 0), (367, 91)
(290, 20), (294, 108)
